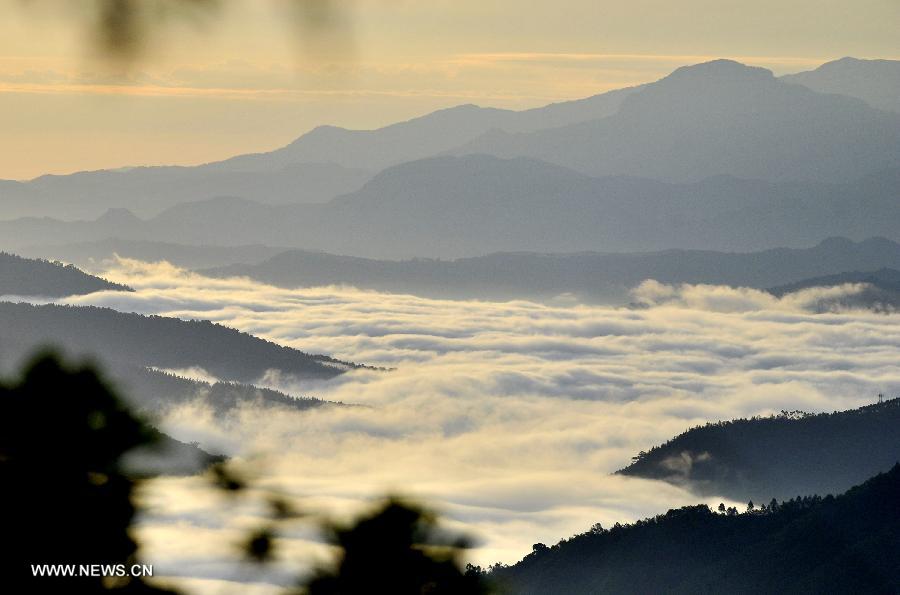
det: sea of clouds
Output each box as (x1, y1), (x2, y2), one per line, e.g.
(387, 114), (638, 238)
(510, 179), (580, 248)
(55, 259), (900, 594)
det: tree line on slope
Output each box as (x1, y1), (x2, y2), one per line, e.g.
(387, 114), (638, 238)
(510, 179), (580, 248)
(618, 397), (900, 501)
(0, 251), (130, 297)
(0, 301), (356, 385)
(485, 464), (900, 594)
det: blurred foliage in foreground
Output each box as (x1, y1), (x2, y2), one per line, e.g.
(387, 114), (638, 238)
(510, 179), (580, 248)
(300, 497), (488, 595)
(0, 352), (176, 592)
(0, 352), (489, 593)
(16, 0), (352, 65)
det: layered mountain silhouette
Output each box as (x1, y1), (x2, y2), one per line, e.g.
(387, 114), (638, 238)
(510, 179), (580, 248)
(490, 465), (900, 594)
(0, 162), (373, 220)
(3, 57), (897, 224)
(217, 87), (638, 174)
(618, 398), (900, 502)
(0, 252), (130, 297)
(198, 237), (900, 303)
(455, 60), (900, 183)
(781, 57), (900, 114)
(2, 157), (899, 258)
(0, 86), (636, 220)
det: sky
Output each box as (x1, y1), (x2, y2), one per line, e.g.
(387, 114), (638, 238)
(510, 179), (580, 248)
(1, 0), (898, 179)
(47, 258), (900, 594)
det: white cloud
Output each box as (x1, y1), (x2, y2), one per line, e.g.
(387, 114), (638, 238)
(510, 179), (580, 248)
(51, 260), (900, 593)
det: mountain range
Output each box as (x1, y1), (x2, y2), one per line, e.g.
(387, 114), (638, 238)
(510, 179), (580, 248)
(0, 84), (637, 220)
(454, 59), (900, 183)
(781, 56), (900, 114)
(2, 157), (898, 259)
(195, 237), (900, 303)
(1, 57), (897, 224)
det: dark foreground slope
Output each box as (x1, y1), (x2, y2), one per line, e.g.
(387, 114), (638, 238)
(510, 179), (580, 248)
(0, 302), (355, 384)
(491, 465), (900, 595)
(0, 252), (129, 297)
(618, 398), (900, 502)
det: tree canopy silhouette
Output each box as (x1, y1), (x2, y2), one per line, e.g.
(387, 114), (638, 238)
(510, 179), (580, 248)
(0, 352), (177, 593)
(300, 497), (489, 595)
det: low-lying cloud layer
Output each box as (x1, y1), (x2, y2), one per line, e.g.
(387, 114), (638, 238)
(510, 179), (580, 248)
(56, 259), (900, 594)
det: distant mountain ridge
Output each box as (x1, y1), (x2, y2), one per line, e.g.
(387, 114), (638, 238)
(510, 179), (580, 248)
(224, 87), (639, 173)
(2, 156), (899, 259)
(781, 56), (900, 114)
(454, 60), (900, 183)
(3, 56), (897, 222)
(0, 85), (637, 220)
(198, 237), (900, 303)
(0, 161), (373, 220)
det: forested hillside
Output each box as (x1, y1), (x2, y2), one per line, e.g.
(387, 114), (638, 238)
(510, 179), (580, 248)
(121, 365), (332, 414)
(0, 252), (129, 297)
(0, 302), (357, 383)
(490, 465), (900, 594)
(618, 398), (900, 501)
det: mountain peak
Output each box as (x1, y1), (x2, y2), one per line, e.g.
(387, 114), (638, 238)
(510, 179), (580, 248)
(96, 208), (141, 225)
(664, 59), (774, 84)
(815, 236), (856, 250)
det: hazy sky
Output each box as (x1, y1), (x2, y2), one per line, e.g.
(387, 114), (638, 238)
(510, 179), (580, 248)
(1, 0), (898, 179)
